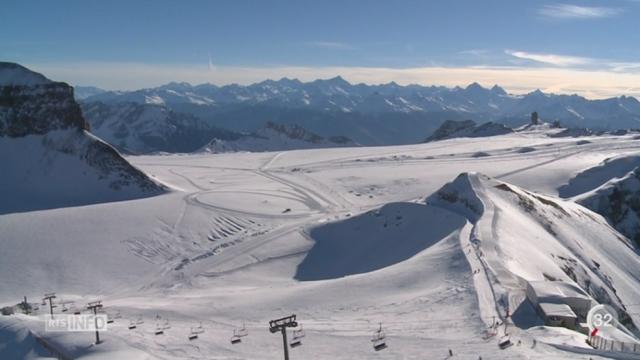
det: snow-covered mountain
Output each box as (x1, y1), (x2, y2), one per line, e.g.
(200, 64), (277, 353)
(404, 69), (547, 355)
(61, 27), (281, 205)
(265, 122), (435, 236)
(200, 121), (355, 153)
(0, 62), (165, 214)
(82, 78), (640, 135)
(427, 172), (640, 331)
(81, 101), (241, 154)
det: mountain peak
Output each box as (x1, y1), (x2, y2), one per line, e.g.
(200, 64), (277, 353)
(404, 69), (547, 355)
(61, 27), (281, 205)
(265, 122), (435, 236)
(0, 62), (52, 86)
(527, 89), (546, 97)
(425, 171), (487, 222)
(491, 84), (507, 95)
(466, 82), (484, 91)
(326, 75), (350, 86)
(277, 77), (303, 86)
(158, 81), (193, 91)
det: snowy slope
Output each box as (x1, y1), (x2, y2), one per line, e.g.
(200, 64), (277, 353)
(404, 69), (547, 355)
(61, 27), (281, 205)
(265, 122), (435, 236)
(3, 127), (640, 359)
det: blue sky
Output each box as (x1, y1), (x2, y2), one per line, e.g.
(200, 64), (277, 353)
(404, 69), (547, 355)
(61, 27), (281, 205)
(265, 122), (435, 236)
(2, 0), (640, 97)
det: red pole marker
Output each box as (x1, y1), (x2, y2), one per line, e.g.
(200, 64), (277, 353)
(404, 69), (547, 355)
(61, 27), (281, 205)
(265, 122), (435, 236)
(590, 328), (599, 337)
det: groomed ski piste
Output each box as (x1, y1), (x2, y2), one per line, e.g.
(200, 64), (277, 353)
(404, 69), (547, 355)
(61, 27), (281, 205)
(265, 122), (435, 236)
(2, 126), (640, 359)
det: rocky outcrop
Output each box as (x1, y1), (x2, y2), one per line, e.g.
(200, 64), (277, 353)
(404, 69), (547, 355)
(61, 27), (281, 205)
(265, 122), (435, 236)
(0, 63), (89, 137)
(0, 62), (165, 214)
(425, 119), (513, 142)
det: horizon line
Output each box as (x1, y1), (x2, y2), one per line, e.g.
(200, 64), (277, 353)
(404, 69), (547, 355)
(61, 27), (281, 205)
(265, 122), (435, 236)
(22, 61), (640, 101)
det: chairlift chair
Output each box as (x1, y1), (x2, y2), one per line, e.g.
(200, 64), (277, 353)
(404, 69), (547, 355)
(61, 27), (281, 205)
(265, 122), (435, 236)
(230, 333), (242, 344)
(188, 323), (204, 340)
(188, 331), (198, 340)
(371, 323), (387, 351)
(192, 322), (205, 334)
(154, 322), (165, 335)
(373, 340), (387, 351)
(290, 337), (302, 348)
(231, 321), (247, 344)
(128, 320), (137, 330)
(290, 324), (305, 348)
(498, 335), (513, 349)
(236, 322), (248, 337)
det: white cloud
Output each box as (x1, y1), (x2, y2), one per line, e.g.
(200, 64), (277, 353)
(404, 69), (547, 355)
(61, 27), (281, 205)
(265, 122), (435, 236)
(25, 61), (640, 99)
(538, 4), (622, 19)
(506, 50), (592, 66)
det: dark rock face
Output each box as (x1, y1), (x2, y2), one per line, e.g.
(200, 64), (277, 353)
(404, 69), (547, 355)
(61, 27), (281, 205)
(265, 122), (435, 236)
(577, 168), (640, 248)
(265, 121), (324, 143)
(0, 83), (89, 137)
(426, 120), (476, 142)
(425, 119), (512, 142)
(0, 62), (165, 213)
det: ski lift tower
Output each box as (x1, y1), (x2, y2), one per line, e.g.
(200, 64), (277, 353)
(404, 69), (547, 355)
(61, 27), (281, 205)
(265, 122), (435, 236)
(269, 314), (298, 360)
(43, 293), (56, 319)
(87, 301), (103, 344)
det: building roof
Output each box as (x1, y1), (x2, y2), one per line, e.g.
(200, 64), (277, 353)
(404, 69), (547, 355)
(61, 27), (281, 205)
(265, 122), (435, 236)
(527, 281), (591, 302)
(539, 302), (577, 318)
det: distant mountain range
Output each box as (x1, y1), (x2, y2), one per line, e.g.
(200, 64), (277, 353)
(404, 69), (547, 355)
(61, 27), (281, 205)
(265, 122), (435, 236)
(77, 78), (640, 150)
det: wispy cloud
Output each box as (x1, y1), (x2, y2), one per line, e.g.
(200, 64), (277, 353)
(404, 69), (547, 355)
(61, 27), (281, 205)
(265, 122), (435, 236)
(610, 62), (640, 72)
(306, 41), (354, 50)
(25, 61), (640, 99)
(506, 50), (592, 66)
(458, 49), (490, 57)
(538, 4), (622, 19)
